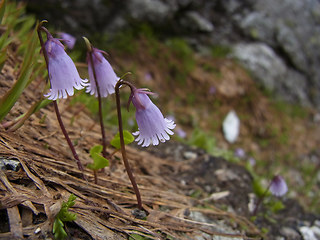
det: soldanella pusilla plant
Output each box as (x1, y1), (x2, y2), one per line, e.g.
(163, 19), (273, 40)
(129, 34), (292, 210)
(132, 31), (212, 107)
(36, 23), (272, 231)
(35, 21), (176, 210)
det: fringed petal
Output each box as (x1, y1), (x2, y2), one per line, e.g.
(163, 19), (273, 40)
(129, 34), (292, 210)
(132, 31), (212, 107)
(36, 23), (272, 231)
(142, 138), (151, 147)
(44, 37), (85, 100)
(161, 131), (170, 141)
(131, 90), (176, 147)
(86, 48), (118, 98)
(132, 131), (139, 136)
(152, 135), (159, 146)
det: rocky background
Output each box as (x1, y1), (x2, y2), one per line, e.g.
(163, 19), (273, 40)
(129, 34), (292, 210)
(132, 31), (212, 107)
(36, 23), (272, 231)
(1, 1), (320, 239)
(25, 0), (320, 109)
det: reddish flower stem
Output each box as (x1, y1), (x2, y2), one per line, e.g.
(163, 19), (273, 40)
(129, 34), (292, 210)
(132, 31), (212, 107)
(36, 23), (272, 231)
(93, 170), (98, 184)
(37, 22), (87, 181)
(115, 79), (142, 210)
(87, 49), (107, 159)
(252, 182), (271, 216)
(53, 100), (86, 180)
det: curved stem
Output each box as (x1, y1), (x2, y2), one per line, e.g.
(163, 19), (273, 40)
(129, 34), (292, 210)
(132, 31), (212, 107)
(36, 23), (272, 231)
(37, 25), (49, 70)
(252, 182), (271, 216)
(88, 50), (107, 159)
(115, 80), (142, 210)
(37, 22), (87, 181)
(53, 101), (86, 180)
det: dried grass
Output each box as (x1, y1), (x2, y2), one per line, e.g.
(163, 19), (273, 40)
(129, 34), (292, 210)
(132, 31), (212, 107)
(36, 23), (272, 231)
(0, 47), (261, 240)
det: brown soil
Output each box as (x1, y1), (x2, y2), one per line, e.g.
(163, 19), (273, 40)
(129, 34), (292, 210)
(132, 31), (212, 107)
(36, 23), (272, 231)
(110, 37), (320, 212)
(0, 45), (261, 239)
(1, 35), (320, 240)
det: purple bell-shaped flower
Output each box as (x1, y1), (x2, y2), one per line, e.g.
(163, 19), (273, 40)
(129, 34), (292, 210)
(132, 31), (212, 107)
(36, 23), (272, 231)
(57, 32), (76, 49)
(86, 47), (119, 98)
(269, 175), (288, 197)
(44, 35), (87, 100)
(129, 88), (176, 147)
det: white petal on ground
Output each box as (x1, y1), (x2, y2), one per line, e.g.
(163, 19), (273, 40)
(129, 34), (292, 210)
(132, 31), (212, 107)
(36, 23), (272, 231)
(222, 110), (240, 143)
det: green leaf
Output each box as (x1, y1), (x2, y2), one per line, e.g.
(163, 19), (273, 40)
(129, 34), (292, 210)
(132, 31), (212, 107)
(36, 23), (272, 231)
(0, 21), (40, 121)
(0, 30), (12, 50)
(89, 144), (103, 156)
(8, 97), (52, 131)
(0, 0), (6, 24)
(252, 179), (266, 197)
(65, 194), (77, 208)
(188, 128), (219, 156)
(33, 98), (52, 113)
(87, 145), (109, 170)
(111, 130), (135, 149)
(53, 218), (67, 240)
(269, 200), (285, 213)
(59, 210), (77, 222)
(17, 16), (35, 40)
(87, 152), (109, 170)
(129, 233), (152, 240)
(0, 49), (7, 71)
(53, 194), (77, 240)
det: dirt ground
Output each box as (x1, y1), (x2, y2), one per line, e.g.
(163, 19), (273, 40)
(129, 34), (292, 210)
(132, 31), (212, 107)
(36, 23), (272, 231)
(1, 35), (320, 240)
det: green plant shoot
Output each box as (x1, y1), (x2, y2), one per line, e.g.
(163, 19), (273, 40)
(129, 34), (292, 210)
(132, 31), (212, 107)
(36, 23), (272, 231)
(0, 20), (43, 121)
(87, 144), (109, 170)
(53, 194), (77, 240)
(87, 145), (109, 184)
(252, 178), (267, 198)
(129, 233), (152, 240)
(0, 0), (6, 24)
(110, 130), (134, 149)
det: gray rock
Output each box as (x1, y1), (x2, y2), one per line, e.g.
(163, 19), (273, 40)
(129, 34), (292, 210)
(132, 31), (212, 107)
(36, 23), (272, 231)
(232, 43), (286, 91)
(189, 211), (243, 240)
(183, 151), (198, 160)
(275, 23), (308, 72)
(0, 158), (21, 171)
(26, 0), (320, 108)
(232, 43), (311, 106)
(280, 227), (300, 240)
(181, 11), (214, 32)
(219, 0), (254, 15)
(299, 226), (318, 240)
(128, 0), (172, 23)
(282, 70), (310, 106)
(239, 12), (275, 45)
(237, 0), (320, 108)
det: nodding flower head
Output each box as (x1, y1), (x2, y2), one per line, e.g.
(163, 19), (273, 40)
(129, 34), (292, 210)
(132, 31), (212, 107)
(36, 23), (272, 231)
(269, 175), (288, 197)
(234, 148), (246, 159)
(44, 35), (88, 100)
(86, 47), (119, 98)
(57, 32), (76, 49)
(129, 88), (176, 147)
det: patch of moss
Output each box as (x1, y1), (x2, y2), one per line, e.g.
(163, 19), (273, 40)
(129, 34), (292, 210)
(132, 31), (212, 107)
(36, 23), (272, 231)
(272, 100), (308, 119)
(210, 45), (231, 58)
(166, 38), (196, 78)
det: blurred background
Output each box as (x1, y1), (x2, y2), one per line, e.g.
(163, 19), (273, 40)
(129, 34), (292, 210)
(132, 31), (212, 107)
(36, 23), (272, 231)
(17, 0), (320, 213)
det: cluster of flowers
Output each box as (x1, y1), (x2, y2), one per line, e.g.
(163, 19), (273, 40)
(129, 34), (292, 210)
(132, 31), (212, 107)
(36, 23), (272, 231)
(44, 32), (175, 147)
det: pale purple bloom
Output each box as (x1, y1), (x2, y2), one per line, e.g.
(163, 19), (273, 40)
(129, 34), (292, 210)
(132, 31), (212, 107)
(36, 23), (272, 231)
(269, 175), (288, 197)
(128, 119), (135, 127)
(176, 128), (187, 138)
(234, 148), (246, 158)
(58, 32), (76, 49)
(248, 157), (256, 166)
(129, 88), (176, 147)
(209, 85), (216, 95)
(144, 71), (153, 81)
(86, 47), (119, 98)
(44, 35), (88, 100)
